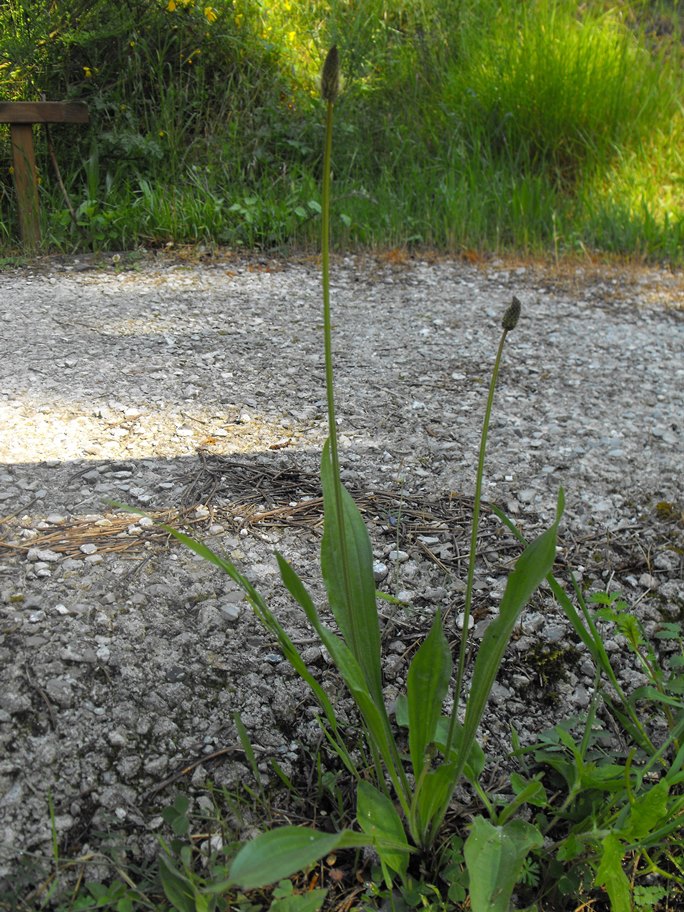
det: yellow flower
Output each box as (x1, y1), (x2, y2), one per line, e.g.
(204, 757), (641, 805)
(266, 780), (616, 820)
(167, 0), (176, 10)
(204, 6), (217, 23)
(159, 130), (166, 138)
(83, 65), (93, 78)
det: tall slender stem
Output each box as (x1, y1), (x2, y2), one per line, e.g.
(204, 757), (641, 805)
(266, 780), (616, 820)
(445, 327), (510, 757)
(322, 99), (341, 480)
(321, 91), (356, 621)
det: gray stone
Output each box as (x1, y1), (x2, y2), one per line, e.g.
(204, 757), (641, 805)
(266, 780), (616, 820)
(0, 691), (31, 714)
(218, 603), (241, 623)
(388, 550), (409, 563)
(373, 561), (388, 582)
(638, 573), (658, 590)
(45, 678), (74, 708)
(26, 548), (61, 563)
(544, 624), (566, 643)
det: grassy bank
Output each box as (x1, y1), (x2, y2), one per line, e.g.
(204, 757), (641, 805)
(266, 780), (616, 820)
(0, 0), (682, 259)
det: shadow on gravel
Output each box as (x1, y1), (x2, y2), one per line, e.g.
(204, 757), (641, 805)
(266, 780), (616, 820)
(0, 446), (482, 568)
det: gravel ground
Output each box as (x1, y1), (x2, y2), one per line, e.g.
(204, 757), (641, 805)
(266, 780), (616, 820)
(0, 251), (682, 893)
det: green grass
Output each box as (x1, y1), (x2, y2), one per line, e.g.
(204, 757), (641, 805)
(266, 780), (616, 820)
(0, 0), (681, 260)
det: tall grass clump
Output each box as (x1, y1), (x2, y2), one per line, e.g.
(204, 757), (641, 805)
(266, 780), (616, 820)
(444, 0), (671, 182)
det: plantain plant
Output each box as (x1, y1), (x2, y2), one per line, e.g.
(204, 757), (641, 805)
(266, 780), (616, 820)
(143, 46), (565, 911)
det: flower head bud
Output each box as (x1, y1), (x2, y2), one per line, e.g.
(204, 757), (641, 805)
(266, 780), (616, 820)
(321, 45), (340, 103)
(502, 296), (521, 331)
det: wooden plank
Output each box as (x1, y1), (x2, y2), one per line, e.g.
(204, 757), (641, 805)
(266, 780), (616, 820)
(10, 124), (40, 248)
(0, 102), (89, 124)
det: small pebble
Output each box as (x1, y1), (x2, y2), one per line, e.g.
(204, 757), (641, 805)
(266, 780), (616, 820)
(388, 549), (409, 563)
(373, 561), (388, 582)
(219, 604), (241, 623)
(638, 573), (658, 590)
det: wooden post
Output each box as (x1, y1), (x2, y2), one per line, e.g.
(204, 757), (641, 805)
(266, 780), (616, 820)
(9, 123), (40, 249)
(0, 102), (89, 249)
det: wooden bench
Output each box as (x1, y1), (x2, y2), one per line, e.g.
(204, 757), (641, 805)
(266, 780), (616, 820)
(0, 102), (89, 248)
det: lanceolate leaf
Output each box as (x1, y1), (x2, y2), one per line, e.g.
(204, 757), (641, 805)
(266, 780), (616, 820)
(407, 611), (452, 780)
(276, 554), (359, 773)
(320, 439), (383, 707)
(159, 854), (198, 912)
(319, 624), (407, 803)
(413, 763), (459, 847)
(229, 827), (369, 890)
(456, 491), (564, 786)
(276, 553), (404, 799)
(464, 817), (543, 912)
(357, 780), (410, 879)
(114, 512), (357, 778)
(433, 717), (485, 781)
(394, 701), (485, 782)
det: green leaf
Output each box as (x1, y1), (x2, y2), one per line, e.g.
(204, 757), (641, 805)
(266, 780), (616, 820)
(315, 623), (403, 793)
(395, 700), (485, 781)
(275, 554), (358, 774)
(112, 514), (358, 781)
(464, 817), (543, 912)
(629, 685), (684, 710)
(229, 827), (368, 890)
(623, 780), (670, 841)
(271, 882), (328, 912)
(594, 834), (631, 912)
(578, 763), (630, 792)
(413, 763), (459, 844)
(556, 833), (584, 863)
(162, 795), (191, 836)
(320, 440), (384, 707)
(455, 492), (563, 787)
(498, 773), (549, 825)
(433, 717), (485, 781)
(159, 854), (196, 912)
(278, 554), (405, 801)
(510, 772), (547, 807)
(407, 611), (451, 780)
(356, 780), (410, 880)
